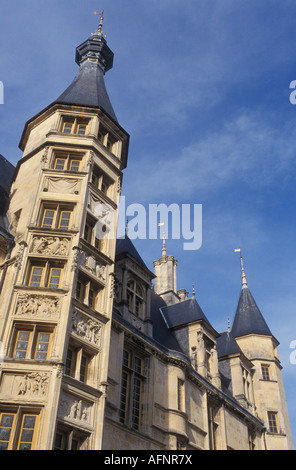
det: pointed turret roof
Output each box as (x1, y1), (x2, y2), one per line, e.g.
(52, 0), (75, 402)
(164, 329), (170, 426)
(56, 13), (117, 121)
(115, 236), (149, 270)
(231, 250), (273, 338)
(231, 285), (273, 338)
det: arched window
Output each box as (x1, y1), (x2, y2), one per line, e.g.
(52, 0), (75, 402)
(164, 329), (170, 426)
(127, 280), (144, 317)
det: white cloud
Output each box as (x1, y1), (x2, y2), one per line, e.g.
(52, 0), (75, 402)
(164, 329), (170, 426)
(124, 110), (296, 202)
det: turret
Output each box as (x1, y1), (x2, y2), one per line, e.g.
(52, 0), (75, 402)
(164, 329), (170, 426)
(231, 249), (293, 450)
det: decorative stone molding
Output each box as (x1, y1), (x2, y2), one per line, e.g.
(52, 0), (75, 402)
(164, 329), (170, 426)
(72, 310), (102, 346)
(15, 294), (61, 318)
(41, 146), (50, 166)
(87, 151), (94, 167)
(14, 241), (27, 268)
(30, 236), (70, 256)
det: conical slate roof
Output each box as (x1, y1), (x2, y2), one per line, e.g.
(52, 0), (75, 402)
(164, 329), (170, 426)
(231, 286), (273, 338)
(57, 60), (117, 122)
(56, 31), (117, 121)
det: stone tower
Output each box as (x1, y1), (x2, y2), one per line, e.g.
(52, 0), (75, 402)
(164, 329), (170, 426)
(230, 253), (293, 450)
(0, 16), (129, 450)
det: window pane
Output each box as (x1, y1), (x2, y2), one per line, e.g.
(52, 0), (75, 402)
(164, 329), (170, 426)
(65, 349), (74, 375)
(58, 211), (71, 230)
(48, 268), (62, 289)
(268, 412), (279, 433)
(134, 357), (142, 374)
(0, 414), (14, 427)
(0, 413), (15, 450)
(69, 160), (80, 171)
(29, 267), (44, 287)
(135, 299), (141, 316)
(76, 281), (85, 302)
(14, 331), (31, 359)
(262, 365), (270, 381)
(18, 415), (36, 450)
(132, 378), (142, 430)
(54, 158), (66, 170)
(119, 371), (130, 424)
(88, 289), (95, 308)
(42, 209), (55, 229)
(122, 350), (130, 368)
(35, 332), (50, 360)
(0, 442), (9, 450)
(63, 123), (73, 134)
(77, 124), (86, 135)
(80, 355), (88, 382)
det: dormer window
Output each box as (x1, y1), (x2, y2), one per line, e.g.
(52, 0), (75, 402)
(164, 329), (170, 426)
(61, 117), (89, 136)
(127, 280), (144, 317)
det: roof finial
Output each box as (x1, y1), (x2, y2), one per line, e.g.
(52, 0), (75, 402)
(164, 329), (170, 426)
(93, 9), (105, 37)
(158, 222), (166, 257)
(227, 316), (231, 333)
(234, 248), (248, 288)
(192, 281), (196, 299)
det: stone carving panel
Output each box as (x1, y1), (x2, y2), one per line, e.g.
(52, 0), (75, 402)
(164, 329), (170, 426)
(45, 177), (80, 194)
(0, 372), (49, 398)
(72, 310), (102, 346)
(15, 294), (61, 318)
(79, 251), (107, 282)
(30, 236), (70, 256)
(58, 394), (91, 425)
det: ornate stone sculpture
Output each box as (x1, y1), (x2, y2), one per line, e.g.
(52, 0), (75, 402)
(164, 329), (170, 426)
(31, 236), (69, 256)
(15, 294), (61, 318)
(72, 310), (102, 346)
(18, 373), (49, 397)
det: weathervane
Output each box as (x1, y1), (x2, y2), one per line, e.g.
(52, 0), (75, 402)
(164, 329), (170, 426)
(234, 248), (248, 287)
(93, 9), (105, 37)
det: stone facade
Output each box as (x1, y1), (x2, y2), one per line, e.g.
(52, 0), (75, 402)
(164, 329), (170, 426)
(0, 24), (293, 451)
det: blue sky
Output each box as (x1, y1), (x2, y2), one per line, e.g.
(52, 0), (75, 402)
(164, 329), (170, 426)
(0, 0), (296, 447)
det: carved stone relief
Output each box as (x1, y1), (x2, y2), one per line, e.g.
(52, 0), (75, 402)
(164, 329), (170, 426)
(15, 294), (61, 318)
(17, 373), (49, 397)
(58, 395), (91, 425)
(72, 310), (102, 346)
(79, 251), (107, 282)
(44, 177), (80, 194)
(30, 236), (69, 256)
(0, 372), (49, 398)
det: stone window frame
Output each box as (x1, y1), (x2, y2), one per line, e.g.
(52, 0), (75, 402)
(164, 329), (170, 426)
(0, 408), (40, 450)
(9, 321), (55, 361)
(119, 348), (146, 431)
(126, 278), (145, 319)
